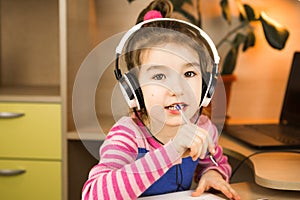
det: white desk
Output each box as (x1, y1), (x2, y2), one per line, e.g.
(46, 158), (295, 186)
(226, 182), (300, 200)
(137, 182), (300, 200)
(219, 134), (300, 191)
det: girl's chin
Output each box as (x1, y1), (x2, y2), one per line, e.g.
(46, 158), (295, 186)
(150, 109), (195, 126)
(164, 116), (185, 127)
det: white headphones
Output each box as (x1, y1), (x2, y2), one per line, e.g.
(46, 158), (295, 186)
(114, 18), (220, 109)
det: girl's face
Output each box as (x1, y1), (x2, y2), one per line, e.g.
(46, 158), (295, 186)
(138, 43), (202, 127)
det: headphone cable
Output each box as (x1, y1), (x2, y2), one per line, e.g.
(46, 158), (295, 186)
(133, 108), (192, 191)
(133, 108), (164, 145)
(176, 164), (185, 191)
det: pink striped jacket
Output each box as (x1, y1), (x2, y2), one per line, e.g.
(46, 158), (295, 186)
(82, 115), (231, 200)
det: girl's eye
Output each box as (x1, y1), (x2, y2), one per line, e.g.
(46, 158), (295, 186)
(184, 71), (197, 77)
(152, 73), (166, 80)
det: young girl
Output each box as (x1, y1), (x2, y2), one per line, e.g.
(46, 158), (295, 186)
(82, 0), (240, 199)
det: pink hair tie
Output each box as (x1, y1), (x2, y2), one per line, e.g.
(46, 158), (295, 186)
(143, 10), (163, 21)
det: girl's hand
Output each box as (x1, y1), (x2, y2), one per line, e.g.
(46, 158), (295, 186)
(172, 123), (215, 160)
(192, 170), (241, 200)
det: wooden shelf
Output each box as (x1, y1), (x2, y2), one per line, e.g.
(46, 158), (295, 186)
(68, 131), (106, 141)
(67, 115), (115, 141)
(0, 85), (61, 102)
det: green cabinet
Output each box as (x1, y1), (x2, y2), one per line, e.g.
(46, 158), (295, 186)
(0, 103), (62, 200)
(0, 159), (61, 200)
(0, 103), (61, 159)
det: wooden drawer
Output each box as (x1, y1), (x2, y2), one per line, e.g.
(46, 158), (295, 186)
(0, 159), (61, 200)
(0, 102), (61, 159)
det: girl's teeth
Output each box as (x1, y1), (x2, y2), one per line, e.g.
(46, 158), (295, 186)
(168, 106), (176, 110)
(167, 105), (184, 110)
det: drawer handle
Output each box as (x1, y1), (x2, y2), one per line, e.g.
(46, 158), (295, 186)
(0, 169), (26, 176)
(0, 112), (25, 119)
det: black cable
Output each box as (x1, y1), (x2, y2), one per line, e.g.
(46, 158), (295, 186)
(230, 149), (300, 180)
(230, 151), (261, 179)
(133, 108), (187, 192)
(132, 108), (164, 145)
(176, 165), (179, 190)
(176, 165), (185, 191)
(179, 165), (184, 190)
(193, 107), (203, 124)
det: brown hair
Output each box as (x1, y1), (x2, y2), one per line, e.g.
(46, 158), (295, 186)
(135, 0), (173, 24)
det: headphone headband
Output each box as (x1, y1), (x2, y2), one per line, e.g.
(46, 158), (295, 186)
(116, 18), (220, 64)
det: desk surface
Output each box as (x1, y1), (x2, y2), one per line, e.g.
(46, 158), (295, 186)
(138, 182), (300, 200)
(224, 182), (300, 200)
(219, 134), (300, 191)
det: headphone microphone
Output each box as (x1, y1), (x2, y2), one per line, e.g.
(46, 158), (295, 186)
(114, 18), (220, 110)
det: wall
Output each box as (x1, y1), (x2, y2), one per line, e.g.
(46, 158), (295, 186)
(1, 0), (59, 86)
(201, 0), (300, 123)
(68, 0), (153, 132)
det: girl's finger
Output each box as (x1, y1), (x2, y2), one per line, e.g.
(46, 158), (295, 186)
(189, 140), (199, 160)
(195, 133), (206, 159)
(191, 179), (206, 197)
(207, 133), (216, 155)
(200, 138), (208, 159)
(197, 127), (215, 155)
(194, 135), (204, 159)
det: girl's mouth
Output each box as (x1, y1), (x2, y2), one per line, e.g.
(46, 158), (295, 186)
(165, 103), (187, 111)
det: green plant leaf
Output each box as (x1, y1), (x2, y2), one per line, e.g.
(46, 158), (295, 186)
(233, 33), (246, 49)
(236, 0), (247, 21)
(243, 4), (257, 21)
(171, 0), (193, 9)
(220, 0), (231, 24)
(175, 7), (198, 25)
(260, 12), (289, 50)
(222, 47), (238, 75)
(171, 0), (198, 26)
(243, 31), (256, 51)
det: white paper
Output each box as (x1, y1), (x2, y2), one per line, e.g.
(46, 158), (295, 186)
(137, 190), (225, 200)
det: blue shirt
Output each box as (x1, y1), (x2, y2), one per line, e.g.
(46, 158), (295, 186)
(137, 147), (199, 197)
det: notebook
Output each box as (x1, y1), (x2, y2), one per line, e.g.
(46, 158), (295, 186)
(137, 190), (225, 200)
(224, 52), (300, 149)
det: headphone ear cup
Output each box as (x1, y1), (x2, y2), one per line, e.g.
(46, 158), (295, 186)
(118, 75), (136, 109)
(118, 72), (145, 110)
(201, 74), (217, 107)
(201, 77), (208, 105)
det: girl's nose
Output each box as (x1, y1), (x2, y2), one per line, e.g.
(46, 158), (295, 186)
(169, 78), (185, 96)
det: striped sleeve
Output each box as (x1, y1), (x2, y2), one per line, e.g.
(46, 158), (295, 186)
(81, 123), (181, 200)
(195, 145), (232, 182)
